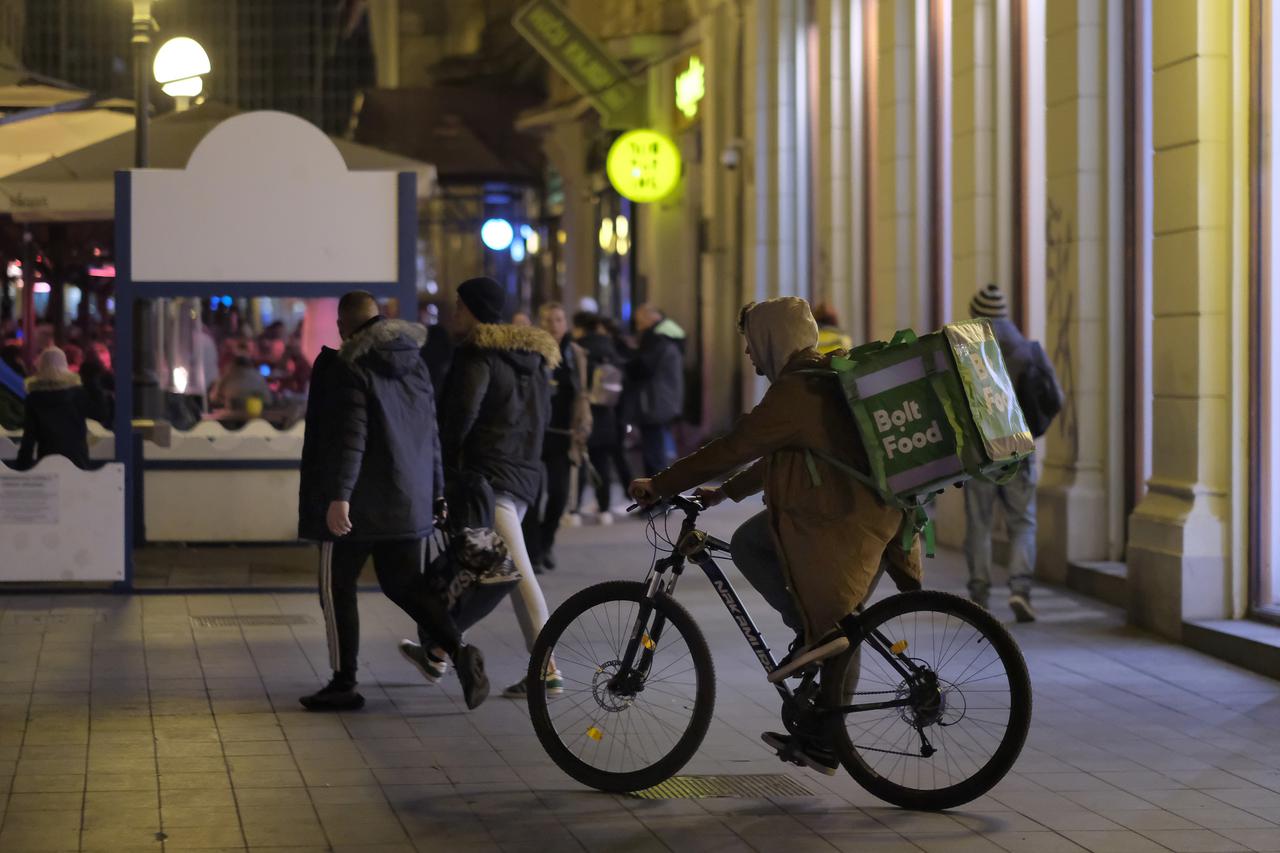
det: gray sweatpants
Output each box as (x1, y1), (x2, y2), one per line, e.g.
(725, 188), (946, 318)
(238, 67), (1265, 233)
(963, 457), (1038, 601)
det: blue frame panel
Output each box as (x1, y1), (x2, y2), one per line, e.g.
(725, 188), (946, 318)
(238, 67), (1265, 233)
(112, 169), (419, 589)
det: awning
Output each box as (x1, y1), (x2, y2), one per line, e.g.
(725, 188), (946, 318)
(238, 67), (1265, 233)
(353, 86), (545, 185)
(0, 109), (135, 178)
(0, 102), (438, 223)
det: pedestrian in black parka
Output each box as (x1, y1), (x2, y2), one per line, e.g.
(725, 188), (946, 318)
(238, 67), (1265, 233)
(297, 291), (488, 713)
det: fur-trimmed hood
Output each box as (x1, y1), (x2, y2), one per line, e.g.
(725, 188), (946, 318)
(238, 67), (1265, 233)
(463, 323), (561, 371)
(339, 317), (428, 363)
(25, 373), (82, 393)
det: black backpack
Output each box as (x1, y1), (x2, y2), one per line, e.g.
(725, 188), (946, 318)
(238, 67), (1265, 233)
(1014, 342), (1062, 438)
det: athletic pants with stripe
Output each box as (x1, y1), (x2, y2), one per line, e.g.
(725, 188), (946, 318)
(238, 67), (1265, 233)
(318, 538), (461, 679)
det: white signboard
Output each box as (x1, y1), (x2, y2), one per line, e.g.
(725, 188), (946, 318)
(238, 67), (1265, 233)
(130, 111), (398, 284)
(0, 456), (125, 582)
(0, 473), (59, 524)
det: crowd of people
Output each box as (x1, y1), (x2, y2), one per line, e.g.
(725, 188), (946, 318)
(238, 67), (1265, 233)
(5, 275), (1056, 754)
(296, 279), (693, 710)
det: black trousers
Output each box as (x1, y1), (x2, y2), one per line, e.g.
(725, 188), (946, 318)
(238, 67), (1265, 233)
(318, 538), (461, 680)
(587, 444), (628, 513)
(524, 442), (573, 564)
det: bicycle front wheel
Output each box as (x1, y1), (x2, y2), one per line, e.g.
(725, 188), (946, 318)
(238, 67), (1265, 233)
(527, 580), (716, 793)
(821, 591), (1032, 811)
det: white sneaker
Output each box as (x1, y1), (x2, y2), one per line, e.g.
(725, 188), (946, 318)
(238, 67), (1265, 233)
(597, 511), (614, 526)
(560, 513), (582, 529)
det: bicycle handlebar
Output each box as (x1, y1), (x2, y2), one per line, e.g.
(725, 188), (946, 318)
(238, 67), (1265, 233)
(626, 494), (705, 515)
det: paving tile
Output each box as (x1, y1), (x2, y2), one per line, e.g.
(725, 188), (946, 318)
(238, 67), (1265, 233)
(1060, 830), (1176, 852)
(1137, 830), (1253, 852)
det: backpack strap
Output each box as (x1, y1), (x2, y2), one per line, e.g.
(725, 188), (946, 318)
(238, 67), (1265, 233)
(803, 448), (936, 559)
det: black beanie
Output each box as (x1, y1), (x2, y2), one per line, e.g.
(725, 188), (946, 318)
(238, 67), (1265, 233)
(457, 276), (506, 324)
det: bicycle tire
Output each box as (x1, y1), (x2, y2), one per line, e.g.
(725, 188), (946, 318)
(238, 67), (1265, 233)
(821, 590), (1032, 811)
(527, 580), (716, 793)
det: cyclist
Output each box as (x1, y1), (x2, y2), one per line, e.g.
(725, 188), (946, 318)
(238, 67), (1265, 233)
(629, 297), (922, 773)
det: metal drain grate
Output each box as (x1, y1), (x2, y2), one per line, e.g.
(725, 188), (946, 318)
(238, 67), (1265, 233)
(191, 614), (312, 628)
(629, 774), (813, 800)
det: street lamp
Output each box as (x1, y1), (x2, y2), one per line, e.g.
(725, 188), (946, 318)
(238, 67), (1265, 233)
(129, 0), (159, 169)
(153, 37), (210, 111)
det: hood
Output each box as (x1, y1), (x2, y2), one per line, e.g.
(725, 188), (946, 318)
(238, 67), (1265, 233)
(654, 317), (686, 341)
(25, 373), (82, 393)
(742, 297), (820, 382)
(464, 323), (562, 373)
(339, 318), (429, 377)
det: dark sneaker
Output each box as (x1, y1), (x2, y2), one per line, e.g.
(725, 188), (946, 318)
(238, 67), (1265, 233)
(1009, 594), (1037, 623)
(477, 557), (521, 586)
(970, 593), (990, 611)
(453, 645), (489, 710)
(767, 631), (850, 684)
(761, 731), (838, 776)
(399, 640), (447, 683)
(300, 678), (365, 712)
(542, 550), (557, 571)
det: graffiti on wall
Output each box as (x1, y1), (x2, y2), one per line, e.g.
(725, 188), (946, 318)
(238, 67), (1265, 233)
(1045, 197), (1078, 460)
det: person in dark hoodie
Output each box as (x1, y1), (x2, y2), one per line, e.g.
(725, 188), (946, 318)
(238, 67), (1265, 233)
(629, 304), (685, 475)
(16, 347), (90, 470)
(297, 291), (488, 712)
(438, 276), (564, 700)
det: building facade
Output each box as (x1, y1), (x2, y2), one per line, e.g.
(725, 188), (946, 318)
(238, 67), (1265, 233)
(503, 0), (1275, 658)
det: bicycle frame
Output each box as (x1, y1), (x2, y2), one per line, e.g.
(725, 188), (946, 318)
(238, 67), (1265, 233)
(615, 505), (923, 717)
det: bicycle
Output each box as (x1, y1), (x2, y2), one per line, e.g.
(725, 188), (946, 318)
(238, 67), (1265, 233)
(525, 494), (1032, 811)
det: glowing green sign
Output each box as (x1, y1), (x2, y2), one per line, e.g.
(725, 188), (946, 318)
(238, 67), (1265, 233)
(675, 56), (705, 119)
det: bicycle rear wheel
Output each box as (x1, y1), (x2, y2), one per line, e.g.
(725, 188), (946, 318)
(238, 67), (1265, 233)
(527, 580), (716, 793)
(821, 590), (1032, 810)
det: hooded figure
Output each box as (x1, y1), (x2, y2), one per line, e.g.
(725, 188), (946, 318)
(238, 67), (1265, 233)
(17, 347), (90, 469)
(644, 297), (922, 645)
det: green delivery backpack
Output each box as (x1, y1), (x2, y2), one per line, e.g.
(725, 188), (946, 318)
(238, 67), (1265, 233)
(804, 319), (1035, 555)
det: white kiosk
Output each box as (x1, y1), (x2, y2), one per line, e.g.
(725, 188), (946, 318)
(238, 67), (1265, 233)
(113, 110), (418, 584)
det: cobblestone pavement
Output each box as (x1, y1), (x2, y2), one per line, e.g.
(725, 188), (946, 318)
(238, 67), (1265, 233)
(2, 501), (1280, 852)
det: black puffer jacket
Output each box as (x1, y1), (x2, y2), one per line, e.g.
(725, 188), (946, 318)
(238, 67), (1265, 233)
(297, 347), (340, 541)
(16, 374), (90, 470)
(440, 323), (559, 506)
(326, 317), (443, 541)
(629, 326), (684, 426)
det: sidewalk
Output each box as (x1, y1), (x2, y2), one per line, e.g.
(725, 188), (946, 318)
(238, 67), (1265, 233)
(1, 502), (1279, 852)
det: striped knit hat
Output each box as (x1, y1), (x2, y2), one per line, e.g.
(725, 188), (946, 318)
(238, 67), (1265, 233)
(970, 283), (1008, 319)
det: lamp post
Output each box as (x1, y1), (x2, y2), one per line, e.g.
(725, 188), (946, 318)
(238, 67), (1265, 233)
(130, 0), (157, 168)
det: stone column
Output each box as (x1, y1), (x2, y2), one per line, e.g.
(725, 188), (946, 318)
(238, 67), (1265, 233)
(1127, 0), (1237, 638)
(1036, 0), (1111, 584)
(871, 0), (926, 339)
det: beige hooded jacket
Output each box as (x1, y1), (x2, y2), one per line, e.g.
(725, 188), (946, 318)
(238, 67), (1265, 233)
(652, 298), (922, 642)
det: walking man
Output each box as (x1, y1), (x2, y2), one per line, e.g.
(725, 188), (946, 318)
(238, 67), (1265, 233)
(298, 291), (488, 711)
(437, 277), (564, 699)
(963, 283), (1062, 622)
(523, 302), (591, 571)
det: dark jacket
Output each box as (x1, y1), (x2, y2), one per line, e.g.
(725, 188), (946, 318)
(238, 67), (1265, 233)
(988, 318), (1056, 389)
(628, 325), (685, 426)
(421, 323), (454, 403)
(17, 374), (90, 470)
(78, 357), (115, 427)
(297, 347), (341, 541)
(578, 332), (621, 448)
(326, 317), (443, 541)
(440, 323), (559, 505)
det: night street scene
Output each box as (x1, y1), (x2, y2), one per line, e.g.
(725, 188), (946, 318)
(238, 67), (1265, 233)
(1, 1), (1279, 852)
